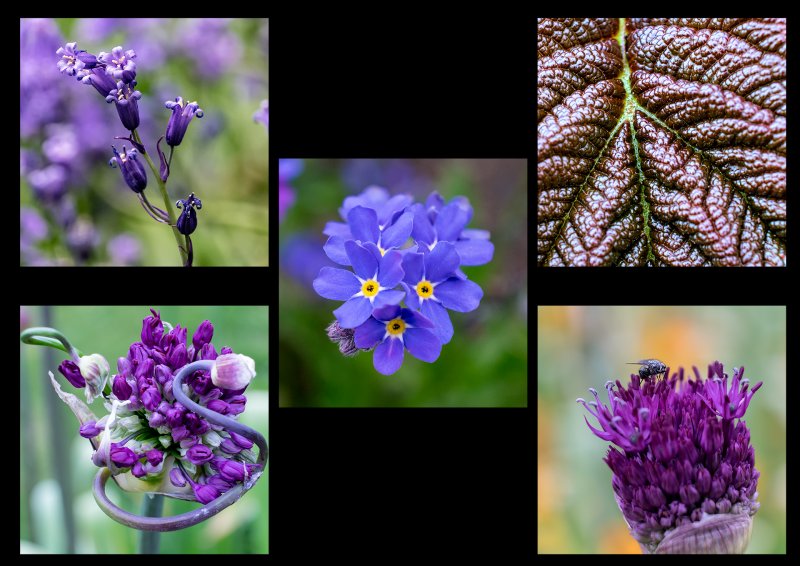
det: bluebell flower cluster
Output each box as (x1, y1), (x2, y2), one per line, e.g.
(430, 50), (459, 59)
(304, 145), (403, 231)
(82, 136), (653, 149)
(313, 186), (493, 375)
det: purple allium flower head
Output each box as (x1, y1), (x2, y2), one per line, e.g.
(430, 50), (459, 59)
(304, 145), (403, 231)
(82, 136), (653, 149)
(106, 81), (142, 131)
(175, 193), (202, 235)
(79, 421), (103, 438)
(400, 242), (483, 345)
(164, 96), (204, 147)
(97, 45), (137, 83)
(58, 360), (86, 388)
(109, 145), (147, 193)
(313, 240), (406, 329)
(578, 362), (762, 553)
(253, 99), (268, 129)
(353, 305), (442, 375)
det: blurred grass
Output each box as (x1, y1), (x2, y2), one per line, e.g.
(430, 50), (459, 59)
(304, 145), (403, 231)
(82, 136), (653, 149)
(20, 306), (268, 554)
(279, 159), (527, 407)
(537, 306), (786, 554)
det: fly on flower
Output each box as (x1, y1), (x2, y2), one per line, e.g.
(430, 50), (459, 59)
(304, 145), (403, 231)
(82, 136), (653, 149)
(626, 359), (667, 382)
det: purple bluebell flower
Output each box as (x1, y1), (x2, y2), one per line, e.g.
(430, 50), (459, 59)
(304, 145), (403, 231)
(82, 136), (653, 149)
(353, 305), (441, 375)
(58, 360), (86, 388)
(109, 145), (147, 193)
(578, 362), (762, 553)
(28, 165), (69, 202)
(79, 67), (118, 98)
(400, 242), (483, 345)
(313, 240), (406, 328)
(164, 97), (204, 147)
(56, 42), (97, 76)
(411, 192), (494, 267)
(106, 81), (142, 130)
(175, 193), (202, 235)
(253, 99), (268, 129)
(97, 45), (137, 83)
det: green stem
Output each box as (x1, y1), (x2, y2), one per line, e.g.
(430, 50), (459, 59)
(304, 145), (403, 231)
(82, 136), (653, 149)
(138, 494), (164, 554)
(20, 327), (82, 360)
(132, 130), (187, 265)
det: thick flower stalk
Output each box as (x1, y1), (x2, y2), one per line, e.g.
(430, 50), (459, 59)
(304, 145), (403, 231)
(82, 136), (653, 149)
(577, 362), (762, 553)
(20, 310), (268, 532)
(312, 185), (492, 375)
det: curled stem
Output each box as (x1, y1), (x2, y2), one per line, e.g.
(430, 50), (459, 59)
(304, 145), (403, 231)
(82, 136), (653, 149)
(20, 327), (82, 361)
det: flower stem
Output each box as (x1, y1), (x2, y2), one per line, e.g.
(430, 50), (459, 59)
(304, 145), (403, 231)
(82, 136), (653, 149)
(20, 326), (82, 361)
(131, 130), (187, 266)
(138, 494), (164, 554)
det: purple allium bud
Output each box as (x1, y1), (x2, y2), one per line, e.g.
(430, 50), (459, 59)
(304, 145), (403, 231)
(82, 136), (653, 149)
(175, 193), (202, 236)
(112, 374), (133, 400)
(109, 146), (147, 193)
(171, 425), (189, 442)
(141, 308), (163, 346)
(79, 421), (103, 438)
(80, 67), (118, 98)
(578, 362), (762, 553)
(135, 358), (155, 380)
(211, 353), (256, 391)
(229, 431), (254, 450)
(105, 81), (142, 130)
(98, 45), (137, 83)
(145, 449), (164, 466)
(218, 459), (247, 482)
(192, 320), (214, 351)
(154, 365), (172, 386)
(131, 460), (147, 478)
(187, 444), (214, 465)
(220, 347), (233, 355)
(169, 467), (187, 487)
(164, 96), (204, 147)
(207, 474), (233, 493)
(225, 395), (247, 415)
(109, 444), (138, 468)
(168, 343), (188, 370)
(219, 438), (243, 454)
(148, 411), (166, 427)
(140, 387), (161, 411)
(207, 399), (229, 414)
(166, 407), (185, 427)
(117, 357), (132, 376)
(58, 360), (86, 388)
(200, 343), (218, 360)
(79, 354), (110, 400)
(192, 482), (220, 504)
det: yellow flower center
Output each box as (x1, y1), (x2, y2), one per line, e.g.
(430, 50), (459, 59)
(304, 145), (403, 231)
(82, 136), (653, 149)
(361, 279), (380, 297)
(416, 279), (434, 299)
(386, 318), (406, 336)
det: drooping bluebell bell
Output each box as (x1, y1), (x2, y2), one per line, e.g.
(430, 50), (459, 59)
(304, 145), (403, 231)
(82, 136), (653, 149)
(56, 42), (99, 76)
(164, 97), (204, 147)
(176, 193), (202, 235)
(106, 80), (142, 131)
(108, 146), (147, 193)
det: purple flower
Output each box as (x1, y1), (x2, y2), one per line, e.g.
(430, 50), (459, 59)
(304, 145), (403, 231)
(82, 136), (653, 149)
(169, 467), (187, 487)
(109, 146), (147, 193)
(58, 360), (86, 388)
(131, 461), (147, 477)
(112, 374), (132, 400)
(176, 193), (202, 236)
(353, 305), (442, 375)
(141, 308), (163, 346)
(313, 240), (406, 329)
(186, 444), (214, 465)
(107, 234), (142, 266)
(192, 320), (214, 351)
(207, 474), (233, 493)
(145, 449), (164, 466)
(411, 193), (494, 267)
(400, 242), (483, 345)
(140, 387), (161, 411)
(229, 431), (254, 450)
(56, 42), (94, 76)
(324, 205), (414, 267)
(28, 165), (69, 201)
(79, 67), (118, 98)
(211, 353), (256, 390)
(218, 459), (259, 482)
(253, 99), (268, 129)
(79, 421), (103, 438)
(577, 363), (762, 553)
(109, 444), (138, 468)
(278, 159), (302, 221)
(106, 81), (142, 131)
(219, 438), (242, 454)
(192, 482), (220, 504)
(97, 45), (137, 83)
(164, 96), (204, 147)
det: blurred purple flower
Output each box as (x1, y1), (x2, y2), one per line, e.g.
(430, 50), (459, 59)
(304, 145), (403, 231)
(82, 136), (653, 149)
(66, 219), (99, 263)
(20, 208), (48, 244)
(179, 19), (242, 79)
(253, 99), (268, 129)
(28, 165), (69, 201)
(340, 159), (435, 197)
(280, 233), (336, 288)
(42, 124), (80, 164)
(107, 234), (142, 265)
(279, 159), (302, 221)
(20, 19), (64, 137)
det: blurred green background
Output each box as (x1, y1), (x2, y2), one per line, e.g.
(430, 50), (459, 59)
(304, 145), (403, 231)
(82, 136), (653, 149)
(279, 159), (527, 407)
(21, 18), (268, 266)
(537, 306), (786, 554)
(19, 306), (268, 554)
